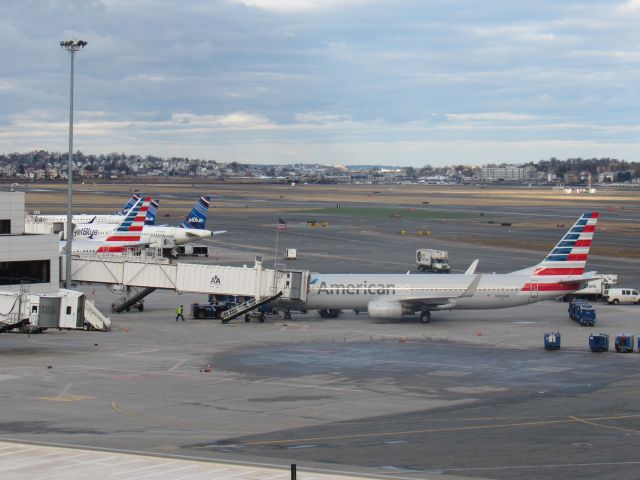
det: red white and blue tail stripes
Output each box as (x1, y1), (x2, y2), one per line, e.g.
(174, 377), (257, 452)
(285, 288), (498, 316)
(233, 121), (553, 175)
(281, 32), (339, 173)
(97, 196), (151, 252)
(533, 212), (598, 277)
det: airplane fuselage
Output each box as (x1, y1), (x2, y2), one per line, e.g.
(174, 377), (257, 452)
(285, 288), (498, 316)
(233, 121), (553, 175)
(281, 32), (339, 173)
(72, 223), (211, 245)
(304, 273), (577, 312)
(32, 214), (124, 224)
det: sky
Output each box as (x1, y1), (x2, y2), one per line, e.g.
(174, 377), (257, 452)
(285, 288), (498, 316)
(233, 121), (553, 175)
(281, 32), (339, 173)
(1, 0), (640, 167)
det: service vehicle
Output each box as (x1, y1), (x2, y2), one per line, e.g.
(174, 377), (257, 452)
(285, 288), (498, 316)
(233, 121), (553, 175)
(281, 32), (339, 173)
(568, 301), (596, 326)
(562, 274), (618, 301)
(416, 249), (450, 273)
(603, 288), (640, 305)
(284, 248), (297, 260)
(191, 301), (237, 319)
(589, 333), (609, 352)
(176, 244), (209, 257)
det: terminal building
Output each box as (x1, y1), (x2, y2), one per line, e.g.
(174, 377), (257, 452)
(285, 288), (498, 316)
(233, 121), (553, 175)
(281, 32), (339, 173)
(0, 192), (59, 293)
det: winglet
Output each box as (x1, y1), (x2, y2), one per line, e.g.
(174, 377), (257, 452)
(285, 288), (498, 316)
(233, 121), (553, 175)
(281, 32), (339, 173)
(465, 259), (479, 275)
(460, 274), (482, 298)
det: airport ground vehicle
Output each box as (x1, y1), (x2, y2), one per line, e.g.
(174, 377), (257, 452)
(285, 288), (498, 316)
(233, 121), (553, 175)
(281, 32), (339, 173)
(191, 301), (237, 319)
(416, 249), (450, 273)
(544, 332), (561, 350)
(562, 274), (618, 301)
(615, 334), (635, 352)
(589, 333), (609, 352)
(568, 301), (596, 326)
(284, 248), (297, 260)
(176, 244), (209, 257)
(603, 288), (640, 305)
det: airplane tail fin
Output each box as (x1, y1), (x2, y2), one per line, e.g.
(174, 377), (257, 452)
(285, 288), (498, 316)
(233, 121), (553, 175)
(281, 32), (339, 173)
(145, 199), (159, 226)
(512, 212), (599, 277)
(180, 196), (210, 229)
(106, 196), (151, 242)
(117, 194), (140, 215)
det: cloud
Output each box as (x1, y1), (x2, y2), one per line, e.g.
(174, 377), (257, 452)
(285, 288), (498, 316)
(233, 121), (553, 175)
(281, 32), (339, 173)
(446, 112), (537, 122)
(232, 0), (371, 13)
(617, 0), (640, 13)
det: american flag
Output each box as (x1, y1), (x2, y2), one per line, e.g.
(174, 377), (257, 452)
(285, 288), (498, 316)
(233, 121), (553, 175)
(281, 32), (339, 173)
(277, 218), (288, 230)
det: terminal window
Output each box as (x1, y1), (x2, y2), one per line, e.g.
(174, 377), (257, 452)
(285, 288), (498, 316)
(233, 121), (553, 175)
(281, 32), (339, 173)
(0, 219), (9, 234)
(0, 260), (50, 285)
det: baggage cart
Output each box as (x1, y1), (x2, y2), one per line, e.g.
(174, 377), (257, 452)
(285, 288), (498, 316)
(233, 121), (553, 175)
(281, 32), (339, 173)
(615, 334), (634, 353)
(544, 332), (561, 350)
(589, 333), (609, 352)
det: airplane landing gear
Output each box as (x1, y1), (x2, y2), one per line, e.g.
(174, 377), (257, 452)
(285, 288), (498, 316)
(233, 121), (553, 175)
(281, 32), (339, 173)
(284, 310), (292, 320)
(420, 311), (431, 324)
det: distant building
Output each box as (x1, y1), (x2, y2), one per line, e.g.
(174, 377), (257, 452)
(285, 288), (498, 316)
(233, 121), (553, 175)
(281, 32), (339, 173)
(478, 165), (536, 182)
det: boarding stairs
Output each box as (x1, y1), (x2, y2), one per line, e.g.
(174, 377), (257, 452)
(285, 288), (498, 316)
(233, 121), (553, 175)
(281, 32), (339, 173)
(112, 287), (156, 313)
(219, 291), (283, 323)
(84, 299), (112, 331)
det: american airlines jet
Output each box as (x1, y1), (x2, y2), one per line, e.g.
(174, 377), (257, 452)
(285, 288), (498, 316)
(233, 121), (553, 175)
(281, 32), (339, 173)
(32, 194), (159, 226)
(72, 196), (223, 246)
(302, 212), (599, 323)
(60, 197), (153, 254)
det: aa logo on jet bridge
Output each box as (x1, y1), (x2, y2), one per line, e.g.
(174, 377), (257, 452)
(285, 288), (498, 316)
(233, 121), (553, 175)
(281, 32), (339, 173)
(210, 275), (222, 286)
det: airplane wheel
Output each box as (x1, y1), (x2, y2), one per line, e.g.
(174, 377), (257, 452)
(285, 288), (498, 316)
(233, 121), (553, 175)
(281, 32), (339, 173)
(420, 311), (431, 324)
(284, 311), (291, 320)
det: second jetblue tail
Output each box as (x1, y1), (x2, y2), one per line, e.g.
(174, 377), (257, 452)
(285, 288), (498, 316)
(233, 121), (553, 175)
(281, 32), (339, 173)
(180, 196), (210, 229)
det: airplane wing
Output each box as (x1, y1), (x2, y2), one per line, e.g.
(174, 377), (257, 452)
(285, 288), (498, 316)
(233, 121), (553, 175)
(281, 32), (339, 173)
(397, 275), (482, 308)
(212, 230), (227, 235)
(465, 259), (479, 275)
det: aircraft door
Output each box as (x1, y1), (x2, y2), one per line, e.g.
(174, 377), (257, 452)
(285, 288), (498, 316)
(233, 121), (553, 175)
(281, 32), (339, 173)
(39, 297), (61, 328)
(289, 271), (303, 300)
(529, 280), (539, 299)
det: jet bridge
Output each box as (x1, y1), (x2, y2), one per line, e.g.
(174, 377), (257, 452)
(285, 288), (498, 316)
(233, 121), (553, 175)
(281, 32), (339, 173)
(64, 254), (309, 312)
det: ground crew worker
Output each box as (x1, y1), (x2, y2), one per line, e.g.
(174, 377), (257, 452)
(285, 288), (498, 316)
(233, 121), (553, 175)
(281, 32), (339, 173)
(176, 304), (185, 322)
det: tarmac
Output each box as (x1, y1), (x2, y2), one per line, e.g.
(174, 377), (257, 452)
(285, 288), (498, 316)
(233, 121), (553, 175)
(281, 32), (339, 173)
(1, 189), (640, 480)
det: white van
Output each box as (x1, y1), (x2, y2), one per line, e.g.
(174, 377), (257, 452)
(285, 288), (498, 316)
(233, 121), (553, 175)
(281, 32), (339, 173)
(603, 288), (640, 305)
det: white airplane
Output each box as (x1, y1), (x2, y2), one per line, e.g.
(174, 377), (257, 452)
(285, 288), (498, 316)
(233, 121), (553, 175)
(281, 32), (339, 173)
(301, 212), (599, 323)
(72, 196), (224, 246)
(60, 197), (153, 254)
(31, 195), (159, 226)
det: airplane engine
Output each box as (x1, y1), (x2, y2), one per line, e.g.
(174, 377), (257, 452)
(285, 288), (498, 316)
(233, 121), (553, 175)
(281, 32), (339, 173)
(367, 300), (407, 320)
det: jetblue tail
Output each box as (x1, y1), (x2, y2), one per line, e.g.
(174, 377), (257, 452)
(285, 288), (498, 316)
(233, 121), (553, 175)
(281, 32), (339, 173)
(180, 196), (210, 229)
(512, 212), (598, 277)
(146, 199), (159, 226)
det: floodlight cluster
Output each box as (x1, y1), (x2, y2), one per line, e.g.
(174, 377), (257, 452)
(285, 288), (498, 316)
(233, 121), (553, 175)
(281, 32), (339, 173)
(60, 39), (88, 50)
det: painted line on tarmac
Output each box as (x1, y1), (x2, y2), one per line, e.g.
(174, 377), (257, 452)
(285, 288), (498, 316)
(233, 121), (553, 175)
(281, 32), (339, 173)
(169, 358), (189, 371)
(442, 459), (640, 473)
(0, 438), (430, 480)
(224, 413), (640, 447)
(569, 415), (640, 434)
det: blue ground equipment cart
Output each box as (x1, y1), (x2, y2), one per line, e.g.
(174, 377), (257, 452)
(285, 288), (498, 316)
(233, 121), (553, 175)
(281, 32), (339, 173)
(544, 332), (561, 350)
(568, 301), (596, 326)
(614, 334), (634, 353)
(589, 333), (609, 352)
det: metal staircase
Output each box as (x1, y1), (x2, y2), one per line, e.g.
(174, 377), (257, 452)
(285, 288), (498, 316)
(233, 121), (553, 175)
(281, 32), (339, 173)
(111, 287), (156, 313)
(219, 291), (283, 323)
(84, 299), (112, 330)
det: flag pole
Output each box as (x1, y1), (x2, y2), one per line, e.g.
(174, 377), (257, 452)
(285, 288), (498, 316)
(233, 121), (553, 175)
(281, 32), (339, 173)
(272, 220), (280, 295)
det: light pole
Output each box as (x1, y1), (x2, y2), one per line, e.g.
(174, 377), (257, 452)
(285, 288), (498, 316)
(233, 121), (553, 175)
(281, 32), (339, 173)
(60, 39), (87, 288)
